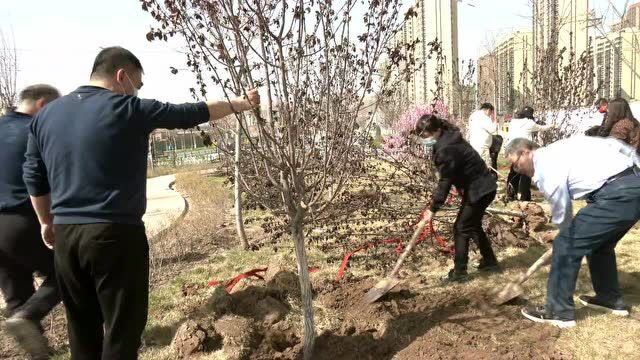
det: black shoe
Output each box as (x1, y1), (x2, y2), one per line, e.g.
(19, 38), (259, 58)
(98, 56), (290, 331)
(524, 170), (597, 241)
(475, 259), (500, 272)
(578, 295), (630, 316)
(441, 269), (469, 283)
(4, 313), (50, 359)
(521, 305), (576, 328)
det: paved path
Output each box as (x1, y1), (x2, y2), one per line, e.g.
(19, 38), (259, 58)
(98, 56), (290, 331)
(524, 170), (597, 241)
(143, 174), (187, 239)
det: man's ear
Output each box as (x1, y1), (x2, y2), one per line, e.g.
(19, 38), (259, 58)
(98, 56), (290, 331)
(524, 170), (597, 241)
(35, 98), (48, 112)
(115, 68), (126, 83)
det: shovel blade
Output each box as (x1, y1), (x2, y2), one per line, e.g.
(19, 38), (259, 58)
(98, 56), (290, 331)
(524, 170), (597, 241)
(363, 277), (402, 304)
(492, 281), (524, 305)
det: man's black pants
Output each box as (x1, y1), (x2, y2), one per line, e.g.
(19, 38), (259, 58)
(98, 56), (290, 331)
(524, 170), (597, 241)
(506, 166), (532, 201)
(54, 223), (149, 360)
(453, 191), (498, 272)
(0, 209), (60, 321)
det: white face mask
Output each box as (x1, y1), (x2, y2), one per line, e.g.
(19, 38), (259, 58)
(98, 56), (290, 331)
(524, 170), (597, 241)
(420, 137), (437, 147)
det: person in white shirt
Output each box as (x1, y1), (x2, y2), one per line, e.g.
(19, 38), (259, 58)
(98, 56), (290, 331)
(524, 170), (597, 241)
(505, 106), (553, 201)
(505, 136), (640, 328)
(468, 103), (497, 168)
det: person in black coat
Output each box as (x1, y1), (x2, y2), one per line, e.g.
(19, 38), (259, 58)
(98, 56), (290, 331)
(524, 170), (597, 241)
(414, 115), (499, 282)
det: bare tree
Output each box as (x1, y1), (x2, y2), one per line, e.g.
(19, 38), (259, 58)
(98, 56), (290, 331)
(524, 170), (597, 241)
(0, 29), (17, 113)
(452, 59), (477, 129)
(141, 0), (406, 358)
(477, 33), (500, 108)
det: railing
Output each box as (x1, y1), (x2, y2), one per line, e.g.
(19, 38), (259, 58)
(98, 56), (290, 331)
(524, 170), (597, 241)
(149, 148), (220, 167)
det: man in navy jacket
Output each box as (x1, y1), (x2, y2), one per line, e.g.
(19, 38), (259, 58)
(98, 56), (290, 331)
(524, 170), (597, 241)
(23, 47), (259, 359)
(1, 84), (61, 358)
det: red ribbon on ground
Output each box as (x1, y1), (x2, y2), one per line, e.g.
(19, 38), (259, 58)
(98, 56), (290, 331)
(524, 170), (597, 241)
(208, 267), (267, 293)
(335, 201), (456, 282)
(208, 266), (320, 293)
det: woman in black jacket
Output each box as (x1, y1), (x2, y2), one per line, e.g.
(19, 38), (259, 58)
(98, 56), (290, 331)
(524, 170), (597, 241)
(415, 115), (499, 282)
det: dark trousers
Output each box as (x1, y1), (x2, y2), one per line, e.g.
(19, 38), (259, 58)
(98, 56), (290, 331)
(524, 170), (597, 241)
(54, 223), (149, 360)
(0, 209), (60, 321)
(453, 191), (498, 272)
(546, 172), (640, 320)
(506, 166), (532, 201)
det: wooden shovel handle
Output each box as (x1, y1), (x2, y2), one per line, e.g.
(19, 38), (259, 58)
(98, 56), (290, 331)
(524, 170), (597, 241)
(518, 248), (553, 284)
(390, 218), (428, 278)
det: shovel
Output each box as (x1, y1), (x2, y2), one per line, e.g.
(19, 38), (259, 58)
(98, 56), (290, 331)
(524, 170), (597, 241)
(364, 218), (428, 304)
(492, 248), (553, 305)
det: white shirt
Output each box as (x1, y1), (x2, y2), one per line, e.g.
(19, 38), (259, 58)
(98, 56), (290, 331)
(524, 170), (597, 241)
(532, 136), (640, 230)
(468, 110), (497, 153)
(506, 117), (553, 144)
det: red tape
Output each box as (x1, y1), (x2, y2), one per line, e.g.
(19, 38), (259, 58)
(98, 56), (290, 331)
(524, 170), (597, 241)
(335, 191), (460, 282)
(208, 267), (267, 293)
(208, 266), (319, 293)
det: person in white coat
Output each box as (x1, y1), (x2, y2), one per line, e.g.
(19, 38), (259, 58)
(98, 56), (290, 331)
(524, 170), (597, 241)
(505, 106), (553, 201)
(468, 103), (497, 167)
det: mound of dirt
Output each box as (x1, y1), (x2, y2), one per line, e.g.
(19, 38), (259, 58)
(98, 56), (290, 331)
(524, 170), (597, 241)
(215, 315), (261, 360)
(310, 278), (567, 360)
(483, 216), (532, 249)
(201, 282), (298, 359)
(172, 319), (222, 358)
(265, 254), (301, 298)
(517, 202), (549, 232)
(255, 296), (289, 325)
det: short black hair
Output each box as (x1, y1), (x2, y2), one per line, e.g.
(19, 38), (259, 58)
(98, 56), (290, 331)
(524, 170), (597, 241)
(19, 84), (60, 102)
(480, 102), (494, 112)
(584, 125), (604, 137)
(517, 106), (534, 119)
(90, 46), (144, 79)
(413, 114), (456, 135)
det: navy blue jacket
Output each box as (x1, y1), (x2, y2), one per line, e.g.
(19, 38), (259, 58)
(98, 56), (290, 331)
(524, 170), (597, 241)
(23, 86), (209, 225)
(0, 111), (35, 212)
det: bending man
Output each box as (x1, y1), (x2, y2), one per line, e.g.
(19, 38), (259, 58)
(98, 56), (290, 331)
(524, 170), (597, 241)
(506, 136), (640, 328)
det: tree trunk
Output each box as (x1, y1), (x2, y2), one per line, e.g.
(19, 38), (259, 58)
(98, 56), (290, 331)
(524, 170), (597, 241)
(148, 137), (154, 173)
(290, 214), (315, 360)
(234, 123), (249, 249)
(172, 134), (177, 167)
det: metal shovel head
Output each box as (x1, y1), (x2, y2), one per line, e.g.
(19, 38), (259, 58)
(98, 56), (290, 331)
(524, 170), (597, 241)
(492, 281), (524, 305)
(364, 277), (402, 304)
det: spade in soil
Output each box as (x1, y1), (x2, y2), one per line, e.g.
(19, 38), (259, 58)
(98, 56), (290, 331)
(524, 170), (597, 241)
(492, 248), (553, 305)
(364, 218), (428, 304)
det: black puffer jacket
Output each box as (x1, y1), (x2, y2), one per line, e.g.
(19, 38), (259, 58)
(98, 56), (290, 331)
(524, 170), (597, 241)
(430, 129), (497, 212)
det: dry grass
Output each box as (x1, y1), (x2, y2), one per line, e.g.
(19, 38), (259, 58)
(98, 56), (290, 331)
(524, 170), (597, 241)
(142, 158), (640, 359)
(5, 160), (640, 359)
(148, 170), (236, 285)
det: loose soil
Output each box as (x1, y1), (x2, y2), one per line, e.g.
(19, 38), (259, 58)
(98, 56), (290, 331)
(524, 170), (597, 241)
(188, 273), (570, 360)
(311, 278), (569, 360)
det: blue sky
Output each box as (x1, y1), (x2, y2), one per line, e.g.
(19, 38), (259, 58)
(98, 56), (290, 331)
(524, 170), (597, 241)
(1, 0), (632, 102)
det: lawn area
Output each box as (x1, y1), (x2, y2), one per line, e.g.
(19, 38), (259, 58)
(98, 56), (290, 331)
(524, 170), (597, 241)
(3, 162), (640, 359)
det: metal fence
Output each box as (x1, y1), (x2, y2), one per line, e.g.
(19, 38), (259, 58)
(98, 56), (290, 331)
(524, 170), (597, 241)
(149, 147), (220, 167)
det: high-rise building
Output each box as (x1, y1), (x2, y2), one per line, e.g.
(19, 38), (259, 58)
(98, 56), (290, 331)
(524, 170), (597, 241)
(392, 0), (459, 106)
(533, 0), (589, 61)
(612, 2), (640, 31)
(477, 32), (534, 116)
(477, 53), (497, 107)
(593, 27), (640, 101)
